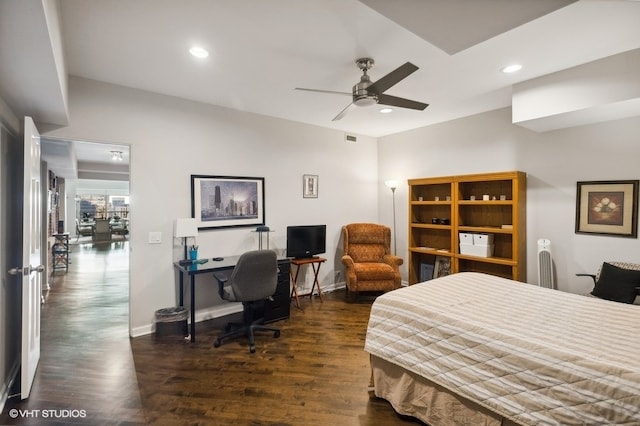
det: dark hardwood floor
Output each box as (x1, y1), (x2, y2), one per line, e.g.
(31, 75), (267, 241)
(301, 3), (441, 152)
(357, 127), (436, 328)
(1, 242), (422, 425)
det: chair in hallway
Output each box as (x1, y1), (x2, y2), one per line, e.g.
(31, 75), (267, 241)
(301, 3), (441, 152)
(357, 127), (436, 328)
(76, 218), (94, 240)
(92, 219), (111, 242)
(213, 250), (281, 353)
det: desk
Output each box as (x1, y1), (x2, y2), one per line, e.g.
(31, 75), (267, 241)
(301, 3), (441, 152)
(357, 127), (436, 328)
(289, 257), (326, 309)
(174, 256), (290, 343)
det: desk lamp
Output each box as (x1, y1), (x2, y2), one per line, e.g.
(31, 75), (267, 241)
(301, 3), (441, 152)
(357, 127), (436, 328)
(174, 218), (198, 260)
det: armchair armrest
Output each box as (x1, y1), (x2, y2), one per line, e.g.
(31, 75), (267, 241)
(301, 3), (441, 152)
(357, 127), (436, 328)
(341, 254), (355, 268)
(383, 254), (404, 267)
(576, 273), (596, 285)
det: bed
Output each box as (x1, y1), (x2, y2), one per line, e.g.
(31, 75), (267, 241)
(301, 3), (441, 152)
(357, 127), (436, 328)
(364, 272), (640, 426)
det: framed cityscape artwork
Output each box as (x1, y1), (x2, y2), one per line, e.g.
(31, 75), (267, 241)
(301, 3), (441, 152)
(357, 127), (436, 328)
(191, 175), (265, 230)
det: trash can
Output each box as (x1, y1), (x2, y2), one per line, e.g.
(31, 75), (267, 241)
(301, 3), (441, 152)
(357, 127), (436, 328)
(154, 307), (188, 341)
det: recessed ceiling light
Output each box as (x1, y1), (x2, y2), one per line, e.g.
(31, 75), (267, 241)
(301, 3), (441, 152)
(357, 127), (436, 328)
(379, 108), (393, 114)
(501, 64), (522, 74)
(189, 46), (209, 59)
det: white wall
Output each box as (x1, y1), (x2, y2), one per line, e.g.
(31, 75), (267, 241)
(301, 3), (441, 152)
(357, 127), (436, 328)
(378, 107), (640, 294)
(46, 77), (379, 336)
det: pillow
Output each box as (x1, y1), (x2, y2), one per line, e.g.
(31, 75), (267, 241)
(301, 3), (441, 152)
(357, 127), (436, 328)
(591, 262), (640, 304)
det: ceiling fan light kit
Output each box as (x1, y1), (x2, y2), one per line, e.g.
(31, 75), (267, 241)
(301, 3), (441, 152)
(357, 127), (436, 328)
(296, 57), (429, 121)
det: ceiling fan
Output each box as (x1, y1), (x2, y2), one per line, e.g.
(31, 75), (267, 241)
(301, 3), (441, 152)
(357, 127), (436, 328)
(295, 58), (429, 121)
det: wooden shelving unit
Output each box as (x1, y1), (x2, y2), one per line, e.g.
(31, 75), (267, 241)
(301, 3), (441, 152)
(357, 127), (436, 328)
(408, 171), (526, 283)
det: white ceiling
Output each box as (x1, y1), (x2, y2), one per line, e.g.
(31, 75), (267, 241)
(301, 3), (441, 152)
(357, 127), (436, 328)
(2, 0), (640, 174)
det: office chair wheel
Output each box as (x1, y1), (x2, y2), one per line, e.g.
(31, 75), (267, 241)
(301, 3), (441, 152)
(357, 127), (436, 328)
(250, 344), (256, 354)
(274, 330), (280, 338)
(213, 338), (221, 348)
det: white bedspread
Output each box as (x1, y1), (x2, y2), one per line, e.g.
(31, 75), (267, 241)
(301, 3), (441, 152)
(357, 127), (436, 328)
(365, 272), (640, 425)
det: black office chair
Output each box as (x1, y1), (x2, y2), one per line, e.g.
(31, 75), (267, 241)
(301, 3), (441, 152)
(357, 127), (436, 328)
(213, 250), (281, 353)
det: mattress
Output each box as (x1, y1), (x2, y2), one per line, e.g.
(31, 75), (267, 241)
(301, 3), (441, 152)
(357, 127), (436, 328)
(364, 272), (640, 425)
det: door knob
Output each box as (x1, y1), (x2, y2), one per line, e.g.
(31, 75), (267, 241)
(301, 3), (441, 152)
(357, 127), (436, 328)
(31, 265), (45, 273)
(7, 265), (44, 276)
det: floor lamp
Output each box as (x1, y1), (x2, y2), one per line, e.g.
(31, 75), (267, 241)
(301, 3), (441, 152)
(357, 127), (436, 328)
(384, 180), (398, 256)
(174, 218), (198, 260)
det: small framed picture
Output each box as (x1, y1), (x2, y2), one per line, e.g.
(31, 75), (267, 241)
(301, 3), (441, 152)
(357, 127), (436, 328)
(575, 180), (639, 238)
(303, 174), (318, 198)
(433, 256), (451, 278)
(420, 262), (435, 282)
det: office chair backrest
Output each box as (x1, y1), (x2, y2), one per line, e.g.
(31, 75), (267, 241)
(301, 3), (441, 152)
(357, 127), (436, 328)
(228, 250), (278, 302)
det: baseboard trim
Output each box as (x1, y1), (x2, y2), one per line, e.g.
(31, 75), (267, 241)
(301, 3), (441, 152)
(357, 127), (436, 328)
(131, 283), (348, 338)
(130, 303), (244, 338)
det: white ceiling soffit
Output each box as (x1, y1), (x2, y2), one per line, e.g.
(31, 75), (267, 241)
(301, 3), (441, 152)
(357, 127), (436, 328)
(41, 138), (130, 181)
(512, 48), (640, 132)
(41, 138), (78, 179)
(359, 0), (578, 55)
(0, 0), (69, 127)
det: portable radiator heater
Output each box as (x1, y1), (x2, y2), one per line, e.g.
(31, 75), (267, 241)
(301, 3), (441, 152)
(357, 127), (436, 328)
(537, 238), (554, 289)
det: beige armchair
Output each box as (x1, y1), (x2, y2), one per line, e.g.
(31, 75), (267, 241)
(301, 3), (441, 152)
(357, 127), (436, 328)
(76, 218), (94, 240)
(341, 223), (403, 299)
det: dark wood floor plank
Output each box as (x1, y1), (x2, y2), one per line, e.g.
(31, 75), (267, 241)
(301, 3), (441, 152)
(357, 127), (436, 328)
(1, 243), (422, 425)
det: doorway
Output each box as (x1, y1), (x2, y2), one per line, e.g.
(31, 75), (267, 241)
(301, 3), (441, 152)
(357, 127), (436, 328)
(40, 136), (131, 328)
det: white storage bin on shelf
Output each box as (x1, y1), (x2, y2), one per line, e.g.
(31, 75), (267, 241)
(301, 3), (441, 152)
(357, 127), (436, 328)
(459, 233), (474, 244)
(473, 233), (494, 245)
(460, 243), (494, 258)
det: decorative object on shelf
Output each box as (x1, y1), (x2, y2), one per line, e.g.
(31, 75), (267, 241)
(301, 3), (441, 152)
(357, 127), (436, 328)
(191, 175), (265, 230)
(385, 179), (399, 255)
(575, 180), (639, 238)
(420, 262), (434, 282)
(174, 218), (198, 260)
(303, 174), (318, 198)
(433, 256), (451, 278)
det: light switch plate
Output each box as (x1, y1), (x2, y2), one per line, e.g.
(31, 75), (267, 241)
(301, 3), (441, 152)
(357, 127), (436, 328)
(148, 231), (162, 244)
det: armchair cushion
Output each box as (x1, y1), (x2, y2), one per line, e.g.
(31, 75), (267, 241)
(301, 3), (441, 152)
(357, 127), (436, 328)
(591, 262), (640, 304)
(353, 262), (396, 281)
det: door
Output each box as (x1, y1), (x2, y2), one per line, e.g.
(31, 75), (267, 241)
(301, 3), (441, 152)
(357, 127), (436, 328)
(19, 116), (43, 399)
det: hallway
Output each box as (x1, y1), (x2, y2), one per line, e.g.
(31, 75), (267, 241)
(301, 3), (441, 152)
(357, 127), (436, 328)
(1, 241), (145, 425)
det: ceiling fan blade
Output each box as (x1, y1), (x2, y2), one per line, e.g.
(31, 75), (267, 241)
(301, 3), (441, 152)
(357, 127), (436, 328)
(295, 87), (351, 96)
(332, 102), (356, 121)
(367, 62), (419, 94)
(378, 94), (429, 111)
